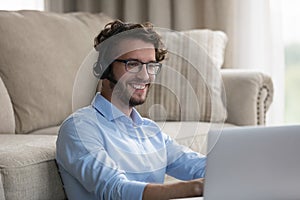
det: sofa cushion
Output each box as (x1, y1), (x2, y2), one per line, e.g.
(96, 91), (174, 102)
(28, 126), (60, 135)
(137, 29), (228, 122)
(0, 77), (15, 134)
(156, 121), (236, 155)
(0, 11), (112, 134)
(0, 135), (66, 200)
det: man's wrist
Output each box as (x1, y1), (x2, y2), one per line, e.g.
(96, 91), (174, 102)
(142, 179), (204, 200)
(190, 180), (203, 196)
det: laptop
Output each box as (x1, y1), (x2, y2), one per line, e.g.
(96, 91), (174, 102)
(203, 125), (300, 200)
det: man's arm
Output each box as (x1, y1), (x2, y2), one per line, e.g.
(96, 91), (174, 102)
(143, 178), (204, 200)
(164, 134), (206, 180)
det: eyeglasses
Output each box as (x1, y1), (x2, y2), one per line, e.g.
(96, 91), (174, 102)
(114, 59), (162, 75)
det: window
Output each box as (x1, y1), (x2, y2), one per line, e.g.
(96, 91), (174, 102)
(282, 0), (300, 124)
(0, 0), (44, 11)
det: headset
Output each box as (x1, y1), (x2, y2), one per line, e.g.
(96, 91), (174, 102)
(93, 59), (118, 84)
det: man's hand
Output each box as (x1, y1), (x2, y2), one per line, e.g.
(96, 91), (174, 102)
(142, 178), (205, 200)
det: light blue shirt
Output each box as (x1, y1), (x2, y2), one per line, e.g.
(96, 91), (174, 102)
(56, 93), (206, 200)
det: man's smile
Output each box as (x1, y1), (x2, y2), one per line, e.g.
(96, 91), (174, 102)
(128, 82), (150, 90)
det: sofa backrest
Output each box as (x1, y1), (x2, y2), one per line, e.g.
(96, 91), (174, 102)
(0, 10), (112, 134)
(0, 10), (229, 134)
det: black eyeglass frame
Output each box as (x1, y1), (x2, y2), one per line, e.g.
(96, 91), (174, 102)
(114, 59), (162, 75)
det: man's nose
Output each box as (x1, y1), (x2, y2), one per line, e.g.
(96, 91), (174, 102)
(136, 64), (150, 80)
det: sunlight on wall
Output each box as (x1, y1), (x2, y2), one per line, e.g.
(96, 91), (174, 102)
(0, 0), (44, 11)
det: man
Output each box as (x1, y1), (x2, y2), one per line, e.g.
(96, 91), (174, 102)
(56, 20), (206, 200)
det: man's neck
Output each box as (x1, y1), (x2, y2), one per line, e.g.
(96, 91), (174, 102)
(101, 91), (133, 117)
(114, 102), (133, 117)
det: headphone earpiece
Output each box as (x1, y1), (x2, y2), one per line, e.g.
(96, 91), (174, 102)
(93, 61), (103, 79)
(93, 61), (112, 80)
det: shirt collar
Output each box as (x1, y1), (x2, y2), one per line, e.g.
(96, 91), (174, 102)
(130, 107), (144, 126)
(91, 93), (144, 126)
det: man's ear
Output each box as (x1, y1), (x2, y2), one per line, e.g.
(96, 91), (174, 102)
(101, 78), (115, 91)
(101, 79), (109, 88)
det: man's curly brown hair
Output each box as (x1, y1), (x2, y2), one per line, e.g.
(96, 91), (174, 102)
(93, 20), (167, 79)
(94, 20), (167, 62)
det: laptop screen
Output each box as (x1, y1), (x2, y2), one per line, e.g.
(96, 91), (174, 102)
(204, 125), (300, 200)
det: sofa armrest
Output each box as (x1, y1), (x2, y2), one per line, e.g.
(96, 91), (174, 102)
(221, 69), (274, 126)
(0, 76), (15, 134)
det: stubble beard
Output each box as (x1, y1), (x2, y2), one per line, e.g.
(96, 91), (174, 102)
(109, 78), (150, 107)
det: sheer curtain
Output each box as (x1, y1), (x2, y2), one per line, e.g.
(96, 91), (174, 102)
(45, 0), (284, 124)
(225, 0), (284, 125)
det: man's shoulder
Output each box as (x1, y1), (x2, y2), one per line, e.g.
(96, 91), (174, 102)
(141, 117), (156, 125)
(58, 105), (108, 141)
(61, 105), (104, 129)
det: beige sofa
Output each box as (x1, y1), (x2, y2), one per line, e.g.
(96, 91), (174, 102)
(0, 10), (273, 200)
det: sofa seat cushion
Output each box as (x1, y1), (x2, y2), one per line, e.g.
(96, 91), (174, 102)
(29, 126), (60, 135)
(156, 122), (236, 154)
(0, 135), (65, 200)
